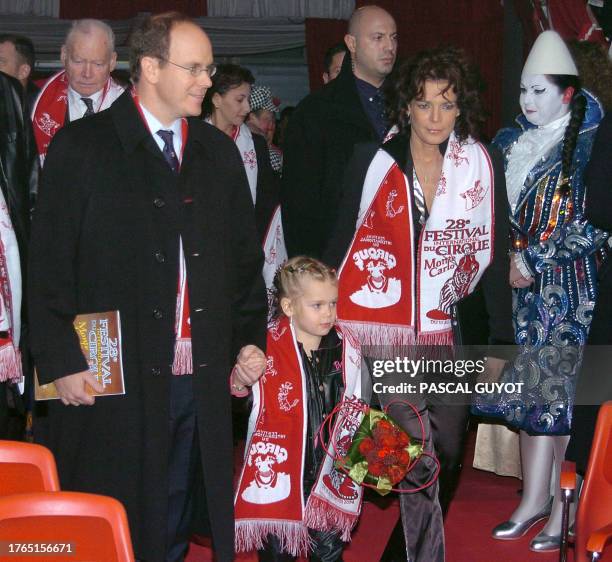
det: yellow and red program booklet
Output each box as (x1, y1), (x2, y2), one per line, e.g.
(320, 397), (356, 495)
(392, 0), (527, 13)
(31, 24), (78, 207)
(35, 310), (125, 400)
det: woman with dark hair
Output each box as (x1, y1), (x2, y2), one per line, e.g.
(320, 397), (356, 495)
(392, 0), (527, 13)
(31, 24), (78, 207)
(490, 31), (605, 552)
(324, 46), (513, 562)
(202, 64), (279, 240)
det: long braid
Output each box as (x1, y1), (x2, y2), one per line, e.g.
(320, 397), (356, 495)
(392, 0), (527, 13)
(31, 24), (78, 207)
(558, 91), (587, 196)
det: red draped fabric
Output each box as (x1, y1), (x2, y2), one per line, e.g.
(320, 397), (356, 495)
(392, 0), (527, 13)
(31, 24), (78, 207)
(60, 0), (207, 20)
(305, 18), (349, 92)
(547, 0), (607, 44)
(548, 0), (592, 39)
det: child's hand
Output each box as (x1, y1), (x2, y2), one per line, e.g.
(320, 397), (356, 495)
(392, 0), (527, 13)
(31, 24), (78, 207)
(233, 345), (266, 389)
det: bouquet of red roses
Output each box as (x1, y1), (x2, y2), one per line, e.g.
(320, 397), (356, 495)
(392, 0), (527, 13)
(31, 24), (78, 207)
(322, 400), (439, 496)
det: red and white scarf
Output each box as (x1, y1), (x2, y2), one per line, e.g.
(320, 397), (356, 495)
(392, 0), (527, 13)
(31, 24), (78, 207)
(337, 133), (495, 347)
(31, 71), (124, 164)
(173, 239), (192, 375)
(234, 123), (258, 204)
(262, 205), (287, 293)
(235, 316), (364, 556)
(0, 188), (21, 382)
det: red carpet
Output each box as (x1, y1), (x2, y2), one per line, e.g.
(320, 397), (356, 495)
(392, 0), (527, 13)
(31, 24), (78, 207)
(445, 460), (569, 562)
(186, 494), (399, 562)
(186, 430), (580, 561)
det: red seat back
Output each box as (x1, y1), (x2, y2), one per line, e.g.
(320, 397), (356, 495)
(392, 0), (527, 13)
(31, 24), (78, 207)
(0, 440), (60, 494)
(575, 402), (612, 562)
(0, 491), (135, 561)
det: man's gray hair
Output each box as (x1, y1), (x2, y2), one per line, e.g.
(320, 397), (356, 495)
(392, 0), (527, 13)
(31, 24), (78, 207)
(64, 19), (115, 54)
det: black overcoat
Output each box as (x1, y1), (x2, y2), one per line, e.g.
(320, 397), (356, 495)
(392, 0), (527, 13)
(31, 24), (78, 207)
(0, 70), (37, 274)
(566, 112), (612, 473)
(0, 71), (37, 439)
(280, 55), (380, 258)
(252, 132), (280, 241)
(582, 112), (612, 347)
(28, 90), (267, 561)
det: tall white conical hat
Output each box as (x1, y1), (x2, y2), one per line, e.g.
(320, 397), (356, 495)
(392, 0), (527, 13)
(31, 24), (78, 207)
(522, 30), (578, 76)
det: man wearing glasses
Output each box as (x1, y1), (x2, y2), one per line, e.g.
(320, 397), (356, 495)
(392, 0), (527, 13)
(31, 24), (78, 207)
(31, 19), (124, 165)
(29, 12), (267, 562)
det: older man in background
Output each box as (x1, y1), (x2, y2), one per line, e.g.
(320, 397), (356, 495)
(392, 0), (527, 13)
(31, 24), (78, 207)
(31, 19), (124, 163)
(281, 5), (397, 258)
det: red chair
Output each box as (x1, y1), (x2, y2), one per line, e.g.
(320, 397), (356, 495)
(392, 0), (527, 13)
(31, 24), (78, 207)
(560, 401), (612, 562)
(0, 440), (60, 494)
(0, 491), (135, 561)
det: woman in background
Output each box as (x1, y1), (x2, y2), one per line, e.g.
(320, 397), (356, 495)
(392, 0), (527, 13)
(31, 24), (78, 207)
(202, 64), (278, 240)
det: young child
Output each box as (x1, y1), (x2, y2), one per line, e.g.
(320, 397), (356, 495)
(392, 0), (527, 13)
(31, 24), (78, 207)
(234, 256), (364, 562)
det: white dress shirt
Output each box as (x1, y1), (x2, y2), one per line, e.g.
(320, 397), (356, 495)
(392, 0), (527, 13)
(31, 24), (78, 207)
(67, 86), (104, 122)
(139, 103), (184, 161)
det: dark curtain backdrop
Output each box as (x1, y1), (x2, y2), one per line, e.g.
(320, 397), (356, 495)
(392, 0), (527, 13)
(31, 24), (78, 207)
(305, 18), (348, 92)
(59, 0), (207, 20)
(305, 0), (505, 139)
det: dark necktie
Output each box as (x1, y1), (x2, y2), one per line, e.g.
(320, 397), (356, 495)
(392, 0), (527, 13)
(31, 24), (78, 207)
(81, 97), (95, 117)
(156, 129), (180, 174)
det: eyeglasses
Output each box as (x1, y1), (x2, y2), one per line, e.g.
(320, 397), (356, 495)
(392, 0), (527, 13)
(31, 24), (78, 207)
(159, 58), (217, 78)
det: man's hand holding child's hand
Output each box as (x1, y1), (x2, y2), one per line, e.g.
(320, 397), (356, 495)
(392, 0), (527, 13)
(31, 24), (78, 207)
(231, 345), (266, 393)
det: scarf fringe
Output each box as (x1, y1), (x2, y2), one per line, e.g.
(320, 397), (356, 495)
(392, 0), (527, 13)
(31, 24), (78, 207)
(304, 495), (359, 542)
(416, 330), (454, 347)
(337, 320), (415, 347)
(337, 321), (453, 358)
(0, 342), (21, 382)
(235, 519), (312, 557)
(337, 320), (415, 358)
(172, 338), (192, 375)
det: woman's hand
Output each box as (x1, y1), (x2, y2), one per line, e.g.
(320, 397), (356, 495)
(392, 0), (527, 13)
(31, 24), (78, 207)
(509, 255), (534, 289)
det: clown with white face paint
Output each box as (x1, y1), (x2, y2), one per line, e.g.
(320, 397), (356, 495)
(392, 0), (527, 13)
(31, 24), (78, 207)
(519, 73), (571, 127)
(486, 31), (607, 553)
